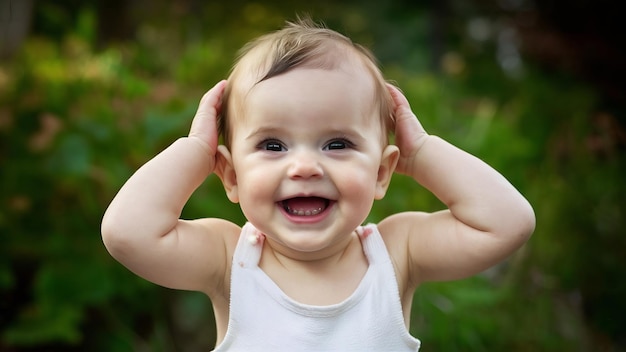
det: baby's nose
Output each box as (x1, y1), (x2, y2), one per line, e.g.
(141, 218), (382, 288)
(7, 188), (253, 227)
(287, 151), (324, 179)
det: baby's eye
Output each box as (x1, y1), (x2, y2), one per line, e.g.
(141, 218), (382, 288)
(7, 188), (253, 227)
(259, 139), (286, 152)
(324, 139), (354, 150)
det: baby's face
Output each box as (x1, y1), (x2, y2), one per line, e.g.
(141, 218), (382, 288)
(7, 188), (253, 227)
(224, 66), (395, 257)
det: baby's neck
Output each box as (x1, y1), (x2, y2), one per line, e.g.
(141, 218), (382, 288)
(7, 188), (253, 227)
(258, 232), (369, 305)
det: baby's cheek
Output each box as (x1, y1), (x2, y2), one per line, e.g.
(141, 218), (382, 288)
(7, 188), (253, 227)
(237, 178), (270, 215)
(339, 175), (377, 215)
(342, 171), (378, 195)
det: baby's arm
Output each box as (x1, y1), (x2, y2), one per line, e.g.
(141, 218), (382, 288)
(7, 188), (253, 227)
(101, 81), (239, 294)
(379, 84), (535, 284)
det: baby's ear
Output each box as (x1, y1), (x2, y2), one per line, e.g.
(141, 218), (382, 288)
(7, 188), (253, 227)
(375, 145), (399, 200)
(215, 145), (239, 203)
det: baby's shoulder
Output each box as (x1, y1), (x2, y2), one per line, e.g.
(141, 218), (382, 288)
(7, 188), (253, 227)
(377, 211), (430, 242)
(187, 217), (242, 265)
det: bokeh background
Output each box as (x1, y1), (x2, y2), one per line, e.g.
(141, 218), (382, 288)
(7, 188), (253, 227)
(1, 0), (624, 351)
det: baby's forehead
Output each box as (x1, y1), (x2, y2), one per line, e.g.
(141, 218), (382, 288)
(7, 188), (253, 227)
(235, 66), (379, 128)
(247, 66), (376, 111)
(231, 52), (379, 117)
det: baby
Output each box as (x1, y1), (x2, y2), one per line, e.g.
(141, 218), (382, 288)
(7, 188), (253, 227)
(102, 18), (535, 351)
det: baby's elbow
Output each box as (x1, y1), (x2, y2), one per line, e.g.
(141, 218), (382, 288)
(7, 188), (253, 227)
(101, 214), (133, 260)
(515, 198), (536, 243)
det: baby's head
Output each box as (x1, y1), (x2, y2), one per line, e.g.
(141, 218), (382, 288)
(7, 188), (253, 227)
(219, 18), (394, 147)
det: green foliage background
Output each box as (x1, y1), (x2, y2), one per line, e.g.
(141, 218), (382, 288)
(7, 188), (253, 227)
(1, 1), (624, 351)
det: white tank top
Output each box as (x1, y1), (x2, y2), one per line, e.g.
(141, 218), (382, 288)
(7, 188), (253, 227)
(213, 222), (421, 352)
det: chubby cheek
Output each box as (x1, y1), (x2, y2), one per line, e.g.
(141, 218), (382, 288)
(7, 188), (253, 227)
(336, 170), (378, 216)
(235, 169), (276, 218)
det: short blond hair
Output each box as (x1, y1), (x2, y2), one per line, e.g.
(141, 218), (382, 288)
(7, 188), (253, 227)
(219, 18), (394, 146)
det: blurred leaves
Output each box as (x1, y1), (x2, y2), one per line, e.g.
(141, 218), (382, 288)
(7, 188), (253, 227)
(1, 0), (624, 351)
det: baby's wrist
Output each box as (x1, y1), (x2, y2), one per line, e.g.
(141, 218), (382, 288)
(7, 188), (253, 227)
(167, 137), (217, 175)
(184, 136), (217, 159)
(406, 134), (436, 178)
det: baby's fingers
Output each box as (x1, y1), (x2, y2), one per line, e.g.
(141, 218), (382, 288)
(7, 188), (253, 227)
(386, 83), (413, 121)
(386, 83), (427, 139)
(189, 80), (228, 152)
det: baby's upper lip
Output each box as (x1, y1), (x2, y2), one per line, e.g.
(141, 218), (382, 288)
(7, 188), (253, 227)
(278, 192), (333, 202)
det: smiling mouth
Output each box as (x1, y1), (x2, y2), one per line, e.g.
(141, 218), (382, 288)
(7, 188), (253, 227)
(281, 197), (330, 216)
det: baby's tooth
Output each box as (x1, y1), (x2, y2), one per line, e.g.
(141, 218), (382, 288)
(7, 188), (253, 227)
(286, 206), (324, 216)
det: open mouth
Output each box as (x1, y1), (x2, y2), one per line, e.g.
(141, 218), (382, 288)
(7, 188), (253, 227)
(281, 197), (330, 216)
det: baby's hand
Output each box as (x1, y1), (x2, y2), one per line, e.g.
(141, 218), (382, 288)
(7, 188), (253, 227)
(188, 80), (228, 157)
(387, 83), (429, 176)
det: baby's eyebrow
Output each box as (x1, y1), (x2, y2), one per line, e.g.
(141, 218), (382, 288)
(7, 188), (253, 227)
(245, 126), (285, 140)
